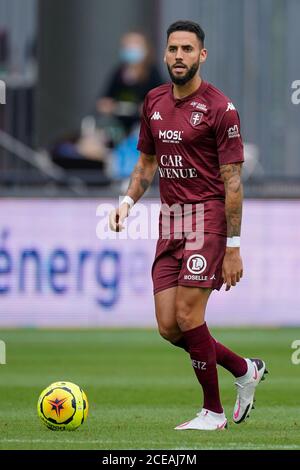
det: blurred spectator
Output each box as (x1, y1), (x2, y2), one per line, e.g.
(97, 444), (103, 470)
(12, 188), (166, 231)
(96, 31), (162, 134)
(51, 32), (162, 182)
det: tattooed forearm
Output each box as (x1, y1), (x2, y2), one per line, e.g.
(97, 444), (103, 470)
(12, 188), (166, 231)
(128, 164), (151, 193)
(140, 178), (150, 191)
(126, 153), (157, 202)
(128, 164), (147, 190)
(220, 163), (243, 237)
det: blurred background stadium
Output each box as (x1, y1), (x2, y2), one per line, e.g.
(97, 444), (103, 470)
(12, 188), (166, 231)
(0, 0), (300, 450)
(0, 0), (299, 327)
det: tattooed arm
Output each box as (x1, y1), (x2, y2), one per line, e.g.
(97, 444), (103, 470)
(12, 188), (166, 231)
(220, 162), (244, 290)
(126, 152), (158, 203)
(109, 153), (157, 231)
(220, 162), (243, 237)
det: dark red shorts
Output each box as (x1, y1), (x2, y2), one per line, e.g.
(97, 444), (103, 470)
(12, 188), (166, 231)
(152, 232), (226, 295)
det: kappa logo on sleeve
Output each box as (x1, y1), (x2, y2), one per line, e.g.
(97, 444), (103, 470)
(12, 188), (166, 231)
(151, 111), (163, 120)
(226, 102), (236, 112)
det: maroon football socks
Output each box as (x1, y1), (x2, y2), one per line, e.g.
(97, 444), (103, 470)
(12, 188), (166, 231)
(173, 330), (247, 378)
(212, 338), (247, 377)
(183, 323), (223, 414)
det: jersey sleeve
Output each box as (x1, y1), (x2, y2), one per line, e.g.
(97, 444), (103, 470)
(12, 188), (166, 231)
(137, 95), (156, 155)
(213, 106), (244, 166)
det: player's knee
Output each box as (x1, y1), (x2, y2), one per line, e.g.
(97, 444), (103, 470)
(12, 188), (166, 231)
(158, 324), (181, 343)
(175, 298), (194, 328)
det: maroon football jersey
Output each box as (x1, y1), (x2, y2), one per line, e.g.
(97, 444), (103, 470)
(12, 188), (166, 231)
(137, 80), (244, 236)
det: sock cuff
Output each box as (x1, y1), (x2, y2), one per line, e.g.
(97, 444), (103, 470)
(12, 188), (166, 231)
(183, 322), (211, 347)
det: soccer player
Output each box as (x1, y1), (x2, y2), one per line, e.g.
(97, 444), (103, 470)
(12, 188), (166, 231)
(109, 20), (267, 430)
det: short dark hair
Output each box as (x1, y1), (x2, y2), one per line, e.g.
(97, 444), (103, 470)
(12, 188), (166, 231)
(167, 20), (205, 46)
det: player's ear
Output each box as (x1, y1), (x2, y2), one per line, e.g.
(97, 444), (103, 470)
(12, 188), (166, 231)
(199, 48), (208, 63)
(163, 55), (166, 63)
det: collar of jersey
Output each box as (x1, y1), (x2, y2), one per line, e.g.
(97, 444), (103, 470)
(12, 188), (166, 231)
(169, 79), (208, 105)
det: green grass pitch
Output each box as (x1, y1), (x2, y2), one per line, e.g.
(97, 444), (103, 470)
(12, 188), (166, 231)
(0, 328), (300, 450)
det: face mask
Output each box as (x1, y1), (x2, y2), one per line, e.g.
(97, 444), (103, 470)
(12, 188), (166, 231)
(120, 46), (146, 64)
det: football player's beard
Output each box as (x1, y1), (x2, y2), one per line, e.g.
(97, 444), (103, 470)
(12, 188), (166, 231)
(167, 62), (200, 86)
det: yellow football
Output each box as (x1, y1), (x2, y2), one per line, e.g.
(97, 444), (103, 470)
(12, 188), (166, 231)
(37, 381), (88, 431)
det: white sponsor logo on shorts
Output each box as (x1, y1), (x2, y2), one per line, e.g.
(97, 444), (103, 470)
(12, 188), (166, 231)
(186, 254), (207, 274)
(184, 274), (208, 281)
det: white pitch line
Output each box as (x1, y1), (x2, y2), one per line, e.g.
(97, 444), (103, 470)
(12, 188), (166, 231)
(1, 439), (132, 445)
(0, 439), (299, 450)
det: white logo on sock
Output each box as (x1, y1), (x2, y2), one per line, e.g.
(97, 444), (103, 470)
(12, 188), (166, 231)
(192, 359), (207, 370)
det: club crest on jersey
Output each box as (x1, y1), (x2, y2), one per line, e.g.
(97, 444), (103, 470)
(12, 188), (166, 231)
(190, 112), (203, 127)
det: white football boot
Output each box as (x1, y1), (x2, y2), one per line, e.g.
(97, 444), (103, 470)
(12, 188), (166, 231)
(175, 408), (228, 431)
(233, 358), (268, 424)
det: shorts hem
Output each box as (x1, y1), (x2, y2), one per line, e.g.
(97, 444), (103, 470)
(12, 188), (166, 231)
(177, 282), (223, 291)
(153, 281), (223, 294)
(153, 282), (179, 295)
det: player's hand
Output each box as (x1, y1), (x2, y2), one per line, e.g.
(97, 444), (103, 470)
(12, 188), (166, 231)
(222, 247), (243, 291)
(109, 203), (130, 232)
